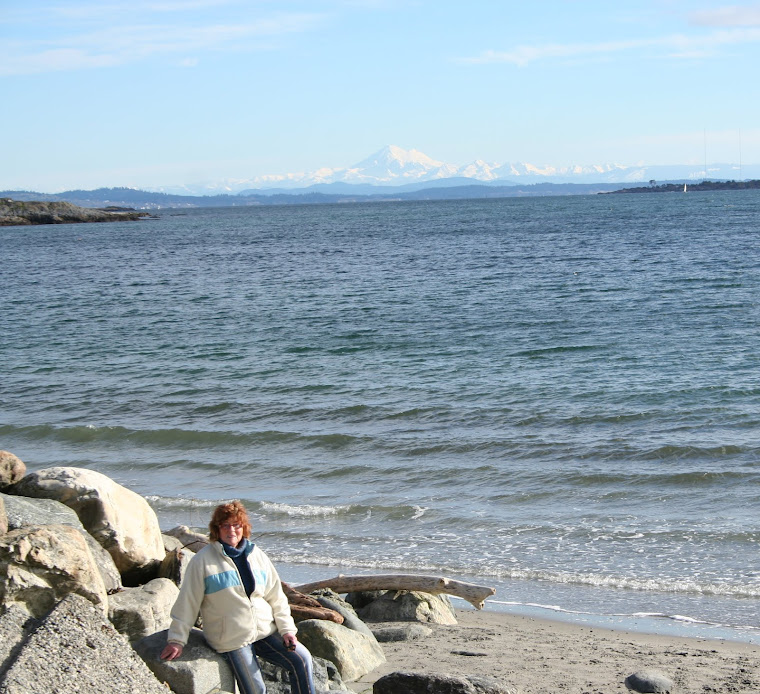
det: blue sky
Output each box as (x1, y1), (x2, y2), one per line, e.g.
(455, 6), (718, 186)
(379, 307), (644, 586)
(3, 0), (760, 191)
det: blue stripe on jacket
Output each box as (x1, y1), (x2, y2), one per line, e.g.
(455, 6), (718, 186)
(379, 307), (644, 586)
(204, 570), (241, 594)
(252, 567), (267, 588)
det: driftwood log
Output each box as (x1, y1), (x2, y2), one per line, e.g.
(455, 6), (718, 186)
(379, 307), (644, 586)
(282, 582), (344, 624)
(294, 574), (496, 610)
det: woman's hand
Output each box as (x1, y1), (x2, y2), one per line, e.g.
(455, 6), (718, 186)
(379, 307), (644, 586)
(160, 643), (184, 660)
(283, 633), (298, 651)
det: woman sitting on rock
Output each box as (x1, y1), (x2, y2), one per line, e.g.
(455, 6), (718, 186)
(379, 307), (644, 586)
(161, 500), (315, 694)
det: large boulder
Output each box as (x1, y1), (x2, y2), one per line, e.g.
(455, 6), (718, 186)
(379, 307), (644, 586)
(134, 628), (237, 694)
(0, 452), (25, 491)
(108, 578), (179, 642)
(357, 590), (457, 624)
(0, 524), (107, 618)
(373, 672), (519, 694)
(1, 492), (84, 531)
(0, 493), (122, 594)
(0, 593), (168, 694)
(135, 628), (349, 694)
(10, 467), (164, 581)
(296, 618), (386, 682)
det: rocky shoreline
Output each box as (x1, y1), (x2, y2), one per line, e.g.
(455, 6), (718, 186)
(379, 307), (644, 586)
(0, 451), (512, 694)
(2, 450), (760, 694)
(0, 198), (152, 226)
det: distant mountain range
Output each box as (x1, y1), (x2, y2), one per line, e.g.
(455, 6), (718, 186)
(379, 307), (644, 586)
(4, 145), (758, 210)
(146, 145), (758, 196)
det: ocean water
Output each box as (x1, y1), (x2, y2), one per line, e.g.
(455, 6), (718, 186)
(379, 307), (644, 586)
(2, 192), (760, 642)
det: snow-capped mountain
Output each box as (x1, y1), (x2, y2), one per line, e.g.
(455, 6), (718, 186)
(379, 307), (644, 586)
(148, 146), (757, 195)
(341, 145), (459, 183)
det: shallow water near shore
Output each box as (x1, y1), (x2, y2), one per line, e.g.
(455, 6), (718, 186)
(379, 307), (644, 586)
(2, 192), (760, 642)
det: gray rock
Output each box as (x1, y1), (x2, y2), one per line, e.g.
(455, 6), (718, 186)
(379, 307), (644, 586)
(0, 497), (5, 536)
(80, 530), (123, 594)
(259, 655), (350, 693)
(371, 623), (433, 642)
(373, 671), (519, 694)
(357, 590), (458, 624)
(134, 628), (238, 694)
(296, 618), (386, 682)
(1, 492), (84, 531)
(0, 524), (107, 618)
(345, 590), (387, 610)
(164, 524), (210, 552)
(11, 466), (165, 580)
(0, 453), (25, 491)
(159, 546), (196, 587)
(0, 493), (122, 594)
(108, 578), (178, 642)
(163, 533), (185, 552)
(312, 589), (375, 638)
(0, 605), (38, 680)
(625, 670), (675, 693)
(0, 593), (167, 694)
(309, 588), (352, 608)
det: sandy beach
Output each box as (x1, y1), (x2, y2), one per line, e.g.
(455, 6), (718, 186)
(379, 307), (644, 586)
(347, 608), (760, 694)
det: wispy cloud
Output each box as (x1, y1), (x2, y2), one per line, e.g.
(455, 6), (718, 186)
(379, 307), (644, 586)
(690, 4), (760, 27)
(1, 10), (324, 76)
(462, 38), (652, 67)
(2, 48), (122, 74)
(460, 27), (760, 66)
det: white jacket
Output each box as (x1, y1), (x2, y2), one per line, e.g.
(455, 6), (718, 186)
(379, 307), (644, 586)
(167, 540), (297, 653)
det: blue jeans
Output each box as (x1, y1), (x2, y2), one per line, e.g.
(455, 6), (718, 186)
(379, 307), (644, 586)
(224, 633), (316, 694)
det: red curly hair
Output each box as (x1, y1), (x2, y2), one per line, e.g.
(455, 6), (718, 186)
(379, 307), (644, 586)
(208, 500), (252, 542)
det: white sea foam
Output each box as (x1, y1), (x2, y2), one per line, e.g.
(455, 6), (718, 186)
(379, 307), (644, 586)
(479, 568), (760, 598)
(145, 494), (230, 509)
(660, 614), (710, 625)
(492, 600), (573, 613)
(260, 501), (352, 517)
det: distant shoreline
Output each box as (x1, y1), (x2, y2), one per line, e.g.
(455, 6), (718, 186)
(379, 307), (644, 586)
(0, 198), (152, 226)
(606, 180), (760, 194)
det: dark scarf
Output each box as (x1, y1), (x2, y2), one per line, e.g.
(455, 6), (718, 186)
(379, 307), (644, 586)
(221, 539), (255, 597)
